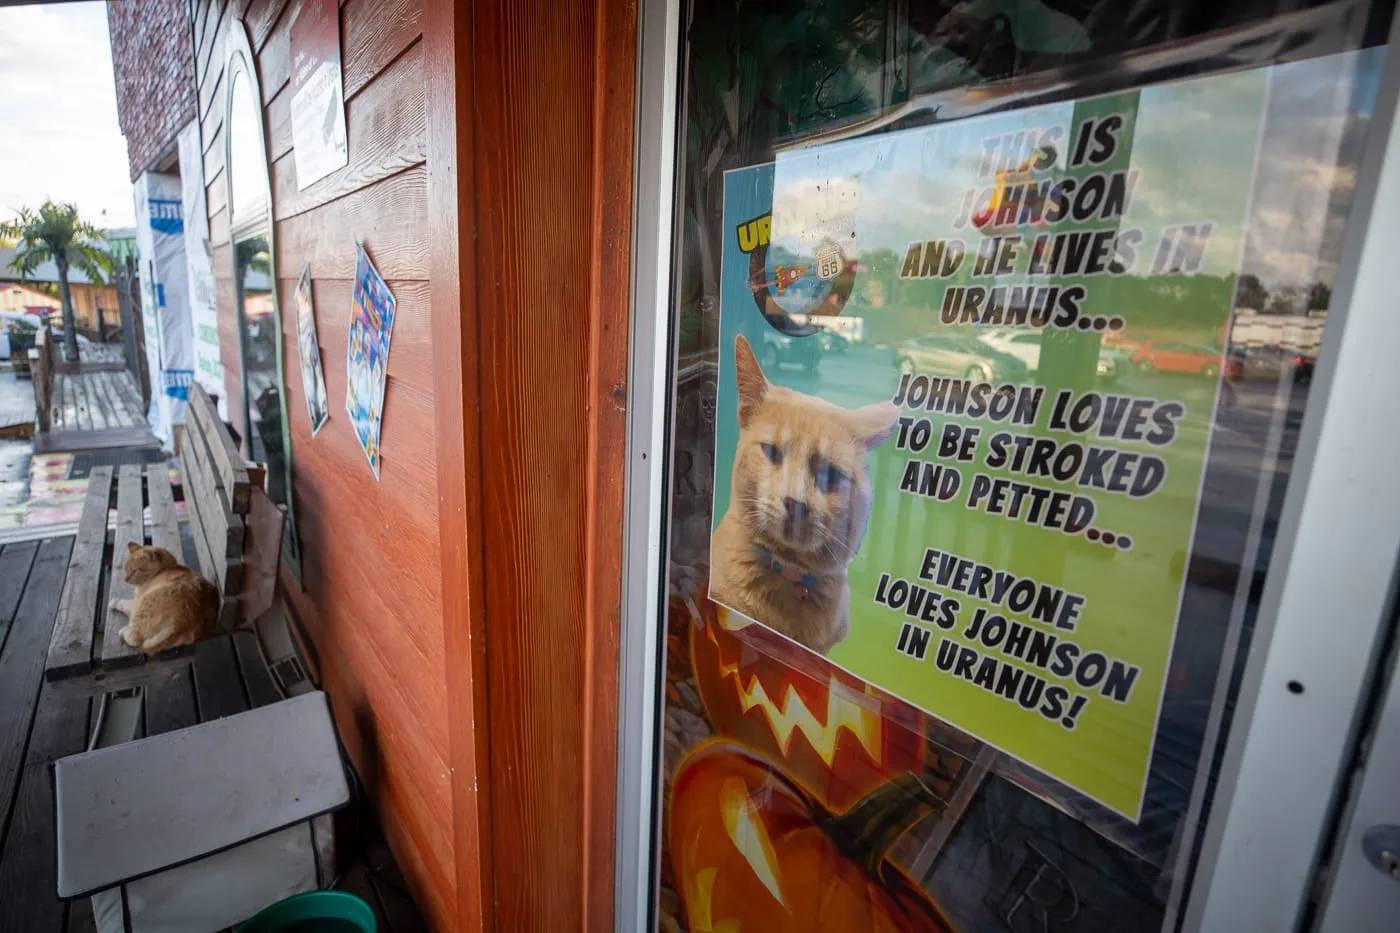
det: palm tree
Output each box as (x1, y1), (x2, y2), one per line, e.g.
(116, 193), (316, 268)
(0, 201), (111, 362)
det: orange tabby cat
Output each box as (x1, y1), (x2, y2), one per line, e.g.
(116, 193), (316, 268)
(710, 334), (897, 655)
(110, 543), (218, 654)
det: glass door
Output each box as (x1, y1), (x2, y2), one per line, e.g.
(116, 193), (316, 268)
(621, 1), (1400, 931)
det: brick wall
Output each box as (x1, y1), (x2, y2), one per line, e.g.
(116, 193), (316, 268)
(107, 0), (197, 181)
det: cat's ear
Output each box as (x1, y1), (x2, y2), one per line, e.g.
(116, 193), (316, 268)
(853, 402), (899, 449)
(126, 541), (141, 555)
(734, 335), (769, 429)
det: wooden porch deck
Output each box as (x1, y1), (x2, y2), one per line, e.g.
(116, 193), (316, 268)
(0, 534), (426, 931)
(50, 369), (145, 434)
(34, 366), (159, 454)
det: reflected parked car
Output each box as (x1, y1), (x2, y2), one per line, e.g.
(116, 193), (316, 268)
(895, 332), (1030, 382)
(756, 314), (822, 376)
(976, 328), (1129, 382)
(817, 326), (851, 354)
(1131, 340), (1230, 377)
(49, 329), (92, 348)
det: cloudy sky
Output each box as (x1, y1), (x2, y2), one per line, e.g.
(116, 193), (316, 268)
(0, 2), (134, 228)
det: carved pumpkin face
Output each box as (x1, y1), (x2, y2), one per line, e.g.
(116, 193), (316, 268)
(670, 742), (955, 933)
(690, 596), (927, 811)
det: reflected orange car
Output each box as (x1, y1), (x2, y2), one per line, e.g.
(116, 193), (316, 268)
(1131, 340), (1233, 378)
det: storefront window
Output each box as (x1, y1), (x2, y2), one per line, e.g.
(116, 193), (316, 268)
(654, 2), (1390, 931)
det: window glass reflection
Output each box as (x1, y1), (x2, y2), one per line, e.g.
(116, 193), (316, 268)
(228, 70), (268, 225)
(235, 235), (289, 511)
(654, 2), (1388, 931)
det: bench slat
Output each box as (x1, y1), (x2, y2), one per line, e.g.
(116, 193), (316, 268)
(178, 444), (216, 581)
(45, 467), (113, 680)
(217, 597), (240, 630)
(189, 384), (249, 514)
(145, 462), (182, 557)
(179, 446), (242, 597)
(101, 465), (146, 668)
(184, 409), (245, 559)
(46, 657), (190, 698)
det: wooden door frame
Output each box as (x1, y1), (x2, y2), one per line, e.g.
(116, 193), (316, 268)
(425, 0), (638, 928)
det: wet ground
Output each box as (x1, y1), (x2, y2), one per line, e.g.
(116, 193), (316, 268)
(0, 445), (85, 533)
(0, 367), (170, 534)
(0, 371), (38, 530)
(0, 370), (36, 431)
(0, 438), (29, 514)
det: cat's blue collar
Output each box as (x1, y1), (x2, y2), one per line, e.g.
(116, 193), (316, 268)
(754, 546), (814, 601)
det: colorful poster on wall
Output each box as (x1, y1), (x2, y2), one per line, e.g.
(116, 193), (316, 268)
(708, 69), (1268, 820)
(289, 0), (348, 190)
(347, 243), (395, 478)
(295, 264), (329, 436)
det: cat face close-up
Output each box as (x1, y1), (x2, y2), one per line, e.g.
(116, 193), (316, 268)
(731, 335), (896, 566)
(122, 543), (180, 585)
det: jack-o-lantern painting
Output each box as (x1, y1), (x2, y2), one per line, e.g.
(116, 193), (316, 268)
(669, 742), (957, 933)
(660, 587), (982, 933)
(689, 592), (928, 811)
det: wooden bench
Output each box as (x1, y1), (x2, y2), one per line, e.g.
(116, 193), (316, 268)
(43, 383), (285, 695)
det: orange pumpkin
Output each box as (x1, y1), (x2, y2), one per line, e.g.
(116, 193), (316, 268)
(689, 596), (927, 810)
(670, 741), (956, 933)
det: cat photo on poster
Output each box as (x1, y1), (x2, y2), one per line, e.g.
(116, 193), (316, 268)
(709, 334), (896, 655)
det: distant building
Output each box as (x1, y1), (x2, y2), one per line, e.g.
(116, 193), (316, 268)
(0, 230), (130, 336)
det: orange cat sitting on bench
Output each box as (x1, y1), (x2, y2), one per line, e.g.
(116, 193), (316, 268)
(109, 543), (219, 654)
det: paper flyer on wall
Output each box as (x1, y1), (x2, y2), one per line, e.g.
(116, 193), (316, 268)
(289, 0), (348, 189)
(707, 69), (1269, 820)
(295, 264), (329, 436)
(347, 243), (395, 479)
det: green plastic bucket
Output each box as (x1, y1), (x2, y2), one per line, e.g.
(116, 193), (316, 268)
(236, 891), (377, 933)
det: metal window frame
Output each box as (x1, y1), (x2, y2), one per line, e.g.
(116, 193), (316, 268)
(614, 0), (684, 931)
(1184, 16), (1400, 933)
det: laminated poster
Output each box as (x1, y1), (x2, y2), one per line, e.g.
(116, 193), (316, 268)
(295, 263), (329, 436)
(708, 69), (1268, 820)
(347, 243), (396, 479)
(289, 0), (348, 189)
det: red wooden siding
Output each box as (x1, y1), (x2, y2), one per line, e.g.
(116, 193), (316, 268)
(194, 0), (453, 927)
(195, 0), (638, 927)
(448, 0), (637, 927)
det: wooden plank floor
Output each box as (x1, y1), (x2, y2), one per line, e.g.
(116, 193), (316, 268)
(0, 536), (86, 932)
(49, 369), (145, 434)
(78, 344), (124, 367)
(0, 371), (37, 431)
(0, 535), (426, 932)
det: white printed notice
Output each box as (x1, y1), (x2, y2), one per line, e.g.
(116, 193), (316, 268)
(289, 0), (348, 190)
